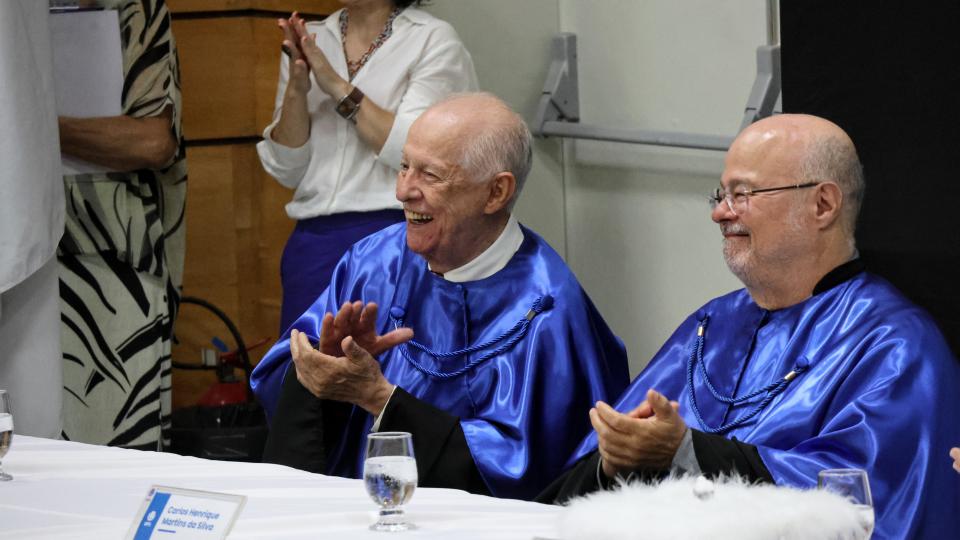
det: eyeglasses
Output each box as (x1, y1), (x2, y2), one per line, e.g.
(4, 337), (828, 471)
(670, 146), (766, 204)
(709, 182), (819, 216)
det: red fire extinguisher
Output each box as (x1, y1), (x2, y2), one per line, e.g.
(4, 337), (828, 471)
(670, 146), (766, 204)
(196, 336), (271, 407)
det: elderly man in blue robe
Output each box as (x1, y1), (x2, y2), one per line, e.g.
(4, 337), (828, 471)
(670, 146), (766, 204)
(251, 92), (629, 500)
(540, 114), (960, 539)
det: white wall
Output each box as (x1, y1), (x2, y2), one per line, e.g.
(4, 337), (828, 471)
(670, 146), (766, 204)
(427, 0), (768, 375)
(424, 1), (567, 254)
(559, 1), (767, 374)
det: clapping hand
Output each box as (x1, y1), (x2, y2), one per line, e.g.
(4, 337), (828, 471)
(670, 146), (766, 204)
(291, 16), (347, 98)
(318, 301), (413, 357)
(590, 389), (686, 479)
(951, 447), (960, 473)
(278, 12), (310, 96)
(290, 331), (395, 416)
(286, 301), (413, 415)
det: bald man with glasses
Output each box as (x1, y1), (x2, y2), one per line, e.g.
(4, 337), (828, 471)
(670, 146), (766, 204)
(540, 114), (960, 540)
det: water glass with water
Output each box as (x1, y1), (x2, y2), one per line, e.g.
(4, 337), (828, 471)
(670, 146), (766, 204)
(363, 431), (417, 532)
(818, 468), (873, 539)
(0, 390), (13, 481)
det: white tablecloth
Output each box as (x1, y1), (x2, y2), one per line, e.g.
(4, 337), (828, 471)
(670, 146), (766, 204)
(0, 436), (560, 539)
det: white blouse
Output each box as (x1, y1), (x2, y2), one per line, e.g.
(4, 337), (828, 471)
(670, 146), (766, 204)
(257, 8), (478, 220)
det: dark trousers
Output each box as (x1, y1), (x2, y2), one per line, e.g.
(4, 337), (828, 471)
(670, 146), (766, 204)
(279, 209), (404, 333)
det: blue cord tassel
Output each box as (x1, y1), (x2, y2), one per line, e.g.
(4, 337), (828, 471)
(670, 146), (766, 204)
(687, 315), (809, 434)
(390, 295), (554, 379)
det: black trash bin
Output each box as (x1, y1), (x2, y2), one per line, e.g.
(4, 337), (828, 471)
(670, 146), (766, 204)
(169, 402), (267, 462)
(168, 296), (269, 463)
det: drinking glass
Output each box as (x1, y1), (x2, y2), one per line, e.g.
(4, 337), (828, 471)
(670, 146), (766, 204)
(818, 468), (873, 539)
(363, 432), (417, 532)
(0, 390), (13, 481)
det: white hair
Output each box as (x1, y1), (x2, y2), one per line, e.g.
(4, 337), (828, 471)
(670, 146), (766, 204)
(439, 92), (534, 209)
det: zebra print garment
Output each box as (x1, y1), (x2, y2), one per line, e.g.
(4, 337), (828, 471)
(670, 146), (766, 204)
(59, 0), (186, 450)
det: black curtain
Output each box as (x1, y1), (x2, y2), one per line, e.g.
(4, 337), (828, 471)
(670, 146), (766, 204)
(781, 1), (960, 354)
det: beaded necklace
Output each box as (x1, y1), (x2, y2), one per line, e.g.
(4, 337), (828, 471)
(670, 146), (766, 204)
(339, 6), (403, 81)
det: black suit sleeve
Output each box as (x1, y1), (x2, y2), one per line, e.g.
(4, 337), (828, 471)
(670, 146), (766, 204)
(262, 373), (489, 494)
(691, 429), (775, 483)
(535, 452), (665, 504)
(379, 387), (490, 495)
(261, 365), (352, 474)
(534, 430), (775, 505)
(534, 452), (604, 504)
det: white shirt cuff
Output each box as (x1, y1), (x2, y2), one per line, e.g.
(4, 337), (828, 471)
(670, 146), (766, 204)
(669, 428), (701, 476)
(261, 123), (312, 164)
(256, 122), (312, 188)
(596, 455), (606, 488)
(370, 385), (399, 432)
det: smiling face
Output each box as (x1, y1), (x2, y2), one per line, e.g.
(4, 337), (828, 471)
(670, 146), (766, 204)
(396, 103), (508, 273)
(712, 121), (817, 288)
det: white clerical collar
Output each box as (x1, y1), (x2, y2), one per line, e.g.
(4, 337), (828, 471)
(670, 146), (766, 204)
(432, 214), (523, 283)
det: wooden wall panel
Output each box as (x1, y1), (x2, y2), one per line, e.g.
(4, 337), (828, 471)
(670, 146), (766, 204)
(169, 2), (317, 409)
(173, 143), (294, 409)
(173, 17), (258, 140)
(256, 167), (295, 335)
(169, 0), (340, 15)
(254, 17), (283, 133)
(174, 144), (241, 409)
(172, 6), (332, 140)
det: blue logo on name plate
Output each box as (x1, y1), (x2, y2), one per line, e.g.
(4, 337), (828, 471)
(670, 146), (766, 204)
(134, 492), (172, 539)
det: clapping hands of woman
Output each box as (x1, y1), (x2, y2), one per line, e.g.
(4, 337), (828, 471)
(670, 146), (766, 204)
(286, 14), (350, 100)
(278, 12), (311, 97)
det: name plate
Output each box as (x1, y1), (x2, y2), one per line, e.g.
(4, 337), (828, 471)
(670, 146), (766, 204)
(125, 485), (246, 540)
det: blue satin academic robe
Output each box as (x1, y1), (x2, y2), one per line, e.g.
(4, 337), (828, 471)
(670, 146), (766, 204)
(568, 272), (959, 539)
(252, 223), (629, 499)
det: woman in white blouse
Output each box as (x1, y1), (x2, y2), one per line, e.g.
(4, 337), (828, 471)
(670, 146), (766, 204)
(258, 0), (478, 331)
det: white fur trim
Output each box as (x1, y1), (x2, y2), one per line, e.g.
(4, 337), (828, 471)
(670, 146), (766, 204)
(558, 476), (868, 540)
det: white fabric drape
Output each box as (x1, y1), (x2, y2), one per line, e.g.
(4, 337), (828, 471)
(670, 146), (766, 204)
(1, 436), (561, 539)
(0, 0), (64, 293)
(0, 0), (64, 439)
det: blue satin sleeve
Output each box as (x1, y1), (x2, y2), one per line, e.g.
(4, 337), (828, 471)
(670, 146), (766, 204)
(250, 249), (357, 420)
(461, 292), (629, 500)
(252, 222), (631, 502)
(565, 313), (699, 467)
(752, 313), (960, 540)
(563, 277), (960, 540)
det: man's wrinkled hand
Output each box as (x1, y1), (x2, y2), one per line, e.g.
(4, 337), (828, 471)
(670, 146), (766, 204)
(590, 389), (686, 479)
(318, 301), (413, 358)
(290, 329), (395, 416)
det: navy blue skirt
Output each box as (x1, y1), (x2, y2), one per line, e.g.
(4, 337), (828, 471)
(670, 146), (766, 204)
(279, 209), (405, 333)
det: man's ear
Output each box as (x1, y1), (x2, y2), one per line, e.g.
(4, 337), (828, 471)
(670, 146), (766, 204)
(814, 181), (843, 229)
(484, 172), (516, 214)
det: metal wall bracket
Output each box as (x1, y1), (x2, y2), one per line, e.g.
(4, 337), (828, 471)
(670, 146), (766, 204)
(532, 33), (580, 130)
(532, 33), (781, 151)
(740, 45), (782, 131)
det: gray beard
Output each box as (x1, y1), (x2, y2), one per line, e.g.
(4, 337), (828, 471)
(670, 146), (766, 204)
(722, 207), (809, 289)
(722, 240), (754, 287)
